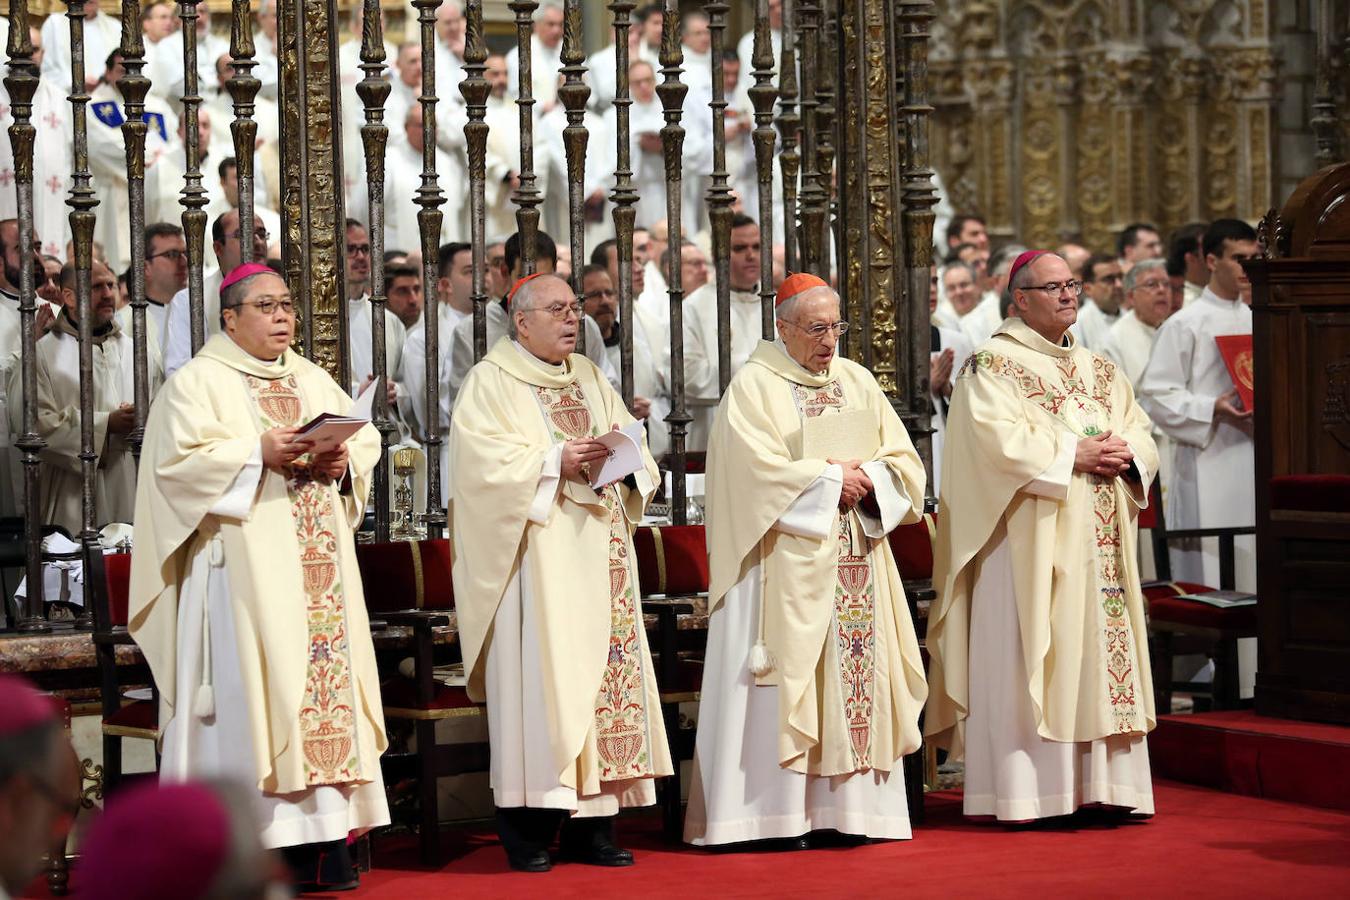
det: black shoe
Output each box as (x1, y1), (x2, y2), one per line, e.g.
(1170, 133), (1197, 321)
(787, 835), (812, 851)
(559, 832), (635, 867)
(506, 848), (553, 873)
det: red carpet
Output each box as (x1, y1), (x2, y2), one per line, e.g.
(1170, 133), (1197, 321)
(1150, 711), (1350, 812)
(322, 781), (1350, 898)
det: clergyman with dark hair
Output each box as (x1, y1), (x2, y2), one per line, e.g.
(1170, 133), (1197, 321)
(129, 262), (390, 894)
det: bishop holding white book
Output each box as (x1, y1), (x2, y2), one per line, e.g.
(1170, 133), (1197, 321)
(448, 273), (671, 872)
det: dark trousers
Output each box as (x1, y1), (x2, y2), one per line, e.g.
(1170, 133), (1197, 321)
(495, 807), (614, 857)
(280, 838), (356, 888)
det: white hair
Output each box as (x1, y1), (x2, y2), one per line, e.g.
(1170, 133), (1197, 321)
(1124, 257), (1167, 292)
(507, 273), (570, 338)
(534, 0), (564, 19)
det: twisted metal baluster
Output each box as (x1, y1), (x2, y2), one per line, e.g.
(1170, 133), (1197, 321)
(460, 0), (490, 364)
(65, 0), (100, 591)
(5, 2), (47, 631)
(749, 0), (779, 338)
(705, 2), (734, 394)
(558, 1), (590, 341)
(178, 0), (208, 354)
(776, 0), (800, 275)
(228, 0), (261, 262)
(412, 0), (446, 539)
(816, 0), (837, 286)
(357, 0), (393, 540)
(796, 0), (824, 275)
(510, 1), (542, 277)
(609, 1), (638, 408)
(117, 0), (149, 473)
(658, 0), (690, 526)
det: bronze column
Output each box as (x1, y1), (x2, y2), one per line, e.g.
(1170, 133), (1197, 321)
(5, 3), (47, 631)
(461, 0), (491, 364)
(705, 2), (733, 393)
(609, 1), (638, 408)
(117, 0), (150, 466)
(178, 0), (209, 356)
(278, 0), (348, 382)
(749, 0), (779, 339)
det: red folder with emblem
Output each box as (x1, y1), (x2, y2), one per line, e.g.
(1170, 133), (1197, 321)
(1215, 334), (1254, 412)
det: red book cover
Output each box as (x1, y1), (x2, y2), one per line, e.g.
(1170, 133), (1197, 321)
(1215, 334), (1254, 411)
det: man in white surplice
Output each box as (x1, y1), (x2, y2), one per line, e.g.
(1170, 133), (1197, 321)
(129, 265), (388, 892)
(1138, 218), (1257, 592)
(1070, 254), (1125, 352)
(682, 214), (764, 452)
(343, 220), (405, 403)
(686, 274), (928, 847)
(505, 0), (565, 113)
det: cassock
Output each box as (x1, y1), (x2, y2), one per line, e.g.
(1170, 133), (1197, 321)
(0, 75), (72, 257)
(40, 10), (121, 88)
(163, 269), (223, 380)
(1070, 299), (1120, 352)
(448, 337), (672, 814)
(959, 292), (1004, 347)
(88, 84), (175, 273)
(128, 332), (389, 849)
(444, 301), (618, 412)
(1137, 287), (1255, 591)
(347, 295), (406, 407)
(682, 282), (763, 453)
(930, 324), (973, 496)
(684, 340), (928, 845)
(925, 318), (1158, 821)
(506, 36), (563, 111)
(602, 307), (670, 460)
(401, 304), (467, 446)
(1103, 310), (1171, 580)
(0, 289), (61, 516)
(8, 312), (161, 534)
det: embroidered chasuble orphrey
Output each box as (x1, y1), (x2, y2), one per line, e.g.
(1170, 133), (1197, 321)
(789, 380), (880, 770)
(242, 373), (362, 784)
(531, 380), (656, 781)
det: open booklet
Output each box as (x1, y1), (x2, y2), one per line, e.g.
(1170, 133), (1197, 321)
(294, 377), (378, 454)
(589, 420), (647, 488)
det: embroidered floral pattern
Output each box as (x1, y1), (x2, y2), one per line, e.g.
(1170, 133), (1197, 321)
(533, 383), (654, 780)
(242, 374), (361, 785)
(791, 380), (878, 771)
(967, 350), (1141, 733)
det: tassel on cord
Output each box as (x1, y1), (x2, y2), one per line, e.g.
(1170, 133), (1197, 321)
(748, 536), (777, 676)
(193, 536), (223, 718)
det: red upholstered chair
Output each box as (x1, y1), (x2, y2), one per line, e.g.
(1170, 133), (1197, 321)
(87, 548), (160, 795)
(632, 524), (709, 840)
(355, 538), (485, 865)
(1144, 480), (1257, 713)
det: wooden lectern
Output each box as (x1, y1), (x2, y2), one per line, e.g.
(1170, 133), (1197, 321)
(1247, 162), (1350, 725)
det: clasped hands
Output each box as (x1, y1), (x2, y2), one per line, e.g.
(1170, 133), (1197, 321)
(1074, 431), (1134, 479)
(830, 458), (873, 512)
(261, 427), (349, 483)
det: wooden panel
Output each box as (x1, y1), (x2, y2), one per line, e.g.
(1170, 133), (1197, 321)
(1249, 161), (1350, 725)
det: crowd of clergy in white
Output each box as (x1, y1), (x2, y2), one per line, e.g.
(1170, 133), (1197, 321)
(0, 0), (1264, 887)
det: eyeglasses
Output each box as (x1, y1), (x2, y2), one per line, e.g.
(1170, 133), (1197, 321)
(1022, 280), (1083, 297)
(529, 301), (583, 320)
(583, 288), (617, 301)
(147, 249), (185, 262)
(226, 228), (270, 243)
(346, 243), (371, 257)
(1097, 273), (1123, 284)
(1133, 279), (1169, 292)
(783, 320), (849, 340)
(233, 298), (295, 315)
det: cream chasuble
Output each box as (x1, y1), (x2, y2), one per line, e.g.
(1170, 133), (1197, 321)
(926, 319), (1159, 819)
(129, 334), (388, 846)
(685, 342), (928, 845)
(448, 338), (672, 813)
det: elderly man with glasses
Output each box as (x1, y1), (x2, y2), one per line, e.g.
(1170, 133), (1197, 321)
(926, 249), (1160, 824)
(686, 273), (928, 848)
(130, 263), (389, 893)
(448, 272), (671, 873)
